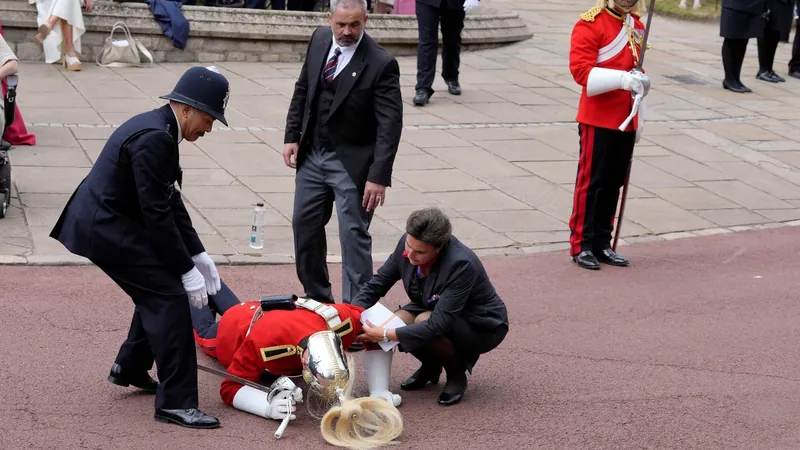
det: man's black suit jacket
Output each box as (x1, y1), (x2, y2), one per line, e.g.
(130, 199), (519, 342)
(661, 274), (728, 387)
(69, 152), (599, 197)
(284, 27), (403, 192)
(351, 234), (509, 353)
(50, 104), (203, 275)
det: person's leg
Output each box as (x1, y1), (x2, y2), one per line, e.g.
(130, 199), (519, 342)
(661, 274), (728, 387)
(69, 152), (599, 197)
(591, 129), (636, 266)
(399, 311), (445, 391)
(439, 5), (465, 95)
(790, 25), (800, 77)
(292, 147), (336, 303)
(100, 265), (219, 428)
(189, 280), (240, 358)
(757, 28), (785, 82)
(414, 1), (441, 105)
(568, 124), (610, 270)
(722, 38), (752, 92)
(323, 150), (373, 304)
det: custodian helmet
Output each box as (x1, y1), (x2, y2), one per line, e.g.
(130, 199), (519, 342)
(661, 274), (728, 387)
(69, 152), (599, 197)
(160, 66), (230, 126)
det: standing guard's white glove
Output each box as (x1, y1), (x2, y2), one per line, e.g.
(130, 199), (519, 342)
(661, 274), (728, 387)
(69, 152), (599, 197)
(587, 68), (649, 97)
(191, 252), (221, 296)
(181, 267), (208, 309)
(463, 0), (479, 12)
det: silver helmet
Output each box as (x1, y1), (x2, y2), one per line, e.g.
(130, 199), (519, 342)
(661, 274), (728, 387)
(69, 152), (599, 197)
(301, 331), (351, 401)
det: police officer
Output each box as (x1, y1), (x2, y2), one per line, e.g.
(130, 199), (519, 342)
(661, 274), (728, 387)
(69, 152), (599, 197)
(50, 66), (231, 429)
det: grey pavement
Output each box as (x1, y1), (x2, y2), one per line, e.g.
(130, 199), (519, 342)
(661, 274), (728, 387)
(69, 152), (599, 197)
(3, 0), (800, 265)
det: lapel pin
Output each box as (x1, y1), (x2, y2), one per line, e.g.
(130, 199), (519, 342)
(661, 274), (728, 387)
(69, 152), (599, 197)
(352, 72), (357, 77)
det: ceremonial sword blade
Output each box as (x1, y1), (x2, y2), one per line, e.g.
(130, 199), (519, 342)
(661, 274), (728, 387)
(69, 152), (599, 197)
(197, 363), (272, 394)
(635, 0), (658, 70)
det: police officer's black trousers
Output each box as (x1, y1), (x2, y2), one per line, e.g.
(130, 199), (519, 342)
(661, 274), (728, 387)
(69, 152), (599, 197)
(415, 1), (465, 94)
(568, 124), (636, 257)
(98, 264), (199, 410)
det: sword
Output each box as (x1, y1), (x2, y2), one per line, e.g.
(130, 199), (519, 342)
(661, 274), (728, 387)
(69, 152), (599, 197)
(198, 363), (273, 393)
(197, 363), (295, 439)
(613, 0), (657, 252)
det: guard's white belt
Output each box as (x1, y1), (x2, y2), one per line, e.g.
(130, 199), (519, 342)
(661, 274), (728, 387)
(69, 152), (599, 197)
(295, 297), (342, 328)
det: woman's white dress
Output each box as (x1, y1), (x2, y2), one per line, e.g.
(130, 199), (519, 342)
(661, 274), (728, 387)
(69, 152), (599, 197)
(29, 0), (86, 64)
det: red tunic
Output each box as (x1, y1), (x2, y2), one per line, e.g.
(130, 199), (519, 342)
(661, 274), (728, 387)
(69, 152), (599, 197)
(569, 7), (646, 132)
(213, 301), (367, 405)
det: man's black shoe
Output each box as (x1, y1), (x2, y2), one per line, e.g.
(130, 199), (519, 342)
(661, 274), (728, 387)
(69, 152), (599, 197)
(107, 363), (158, 393)
(572, 250), (600, 270)
(154, 408), (221, 429)
(789, 71), (800, 80)
(596, 249), (630, 267)
(413, 89), (430, 106)
(446, 80), (461, 95)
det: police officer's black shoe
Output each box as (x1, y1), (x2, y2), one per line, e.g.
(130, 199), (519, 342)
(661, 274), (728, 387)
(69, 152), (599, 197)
(108, 363), (158, 393)
(154, 408), (221, 429)
(446, 80), (462, 95)
(413, 89), (430, 106)
(572, 250), (600, 270)
(596, 249), (630, 267)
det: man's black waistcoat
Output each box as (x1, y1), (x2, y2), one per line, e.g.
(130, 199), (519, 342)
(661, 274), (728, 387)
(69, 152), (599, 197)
(310, 60), (341, 150)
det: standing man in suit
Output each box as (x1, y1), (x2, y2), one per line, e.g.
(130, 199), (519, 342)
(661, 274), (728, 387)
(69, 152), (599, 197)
(50, 66), (230, 430)
(412, 0), (479, 106)
(283, 0), (403, 305)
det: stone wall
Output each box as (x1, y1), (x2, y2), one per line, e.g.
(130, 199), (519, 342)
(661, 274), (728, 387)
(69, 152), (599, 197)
(0, 0), (533, 63)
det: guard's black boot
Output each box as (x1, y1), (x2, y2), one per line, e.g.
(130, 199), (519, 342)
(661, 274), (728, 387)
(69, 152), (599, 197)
(596, 248), (630, 267)
(573, 250), (600, 270)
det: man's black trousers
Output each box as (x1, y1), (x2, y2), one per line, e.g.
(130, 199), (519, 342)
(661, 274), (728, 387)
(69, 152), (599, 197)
(415, 1), (466, 94)
(98, 264), (199, 410)
(568, 124), (636, 257)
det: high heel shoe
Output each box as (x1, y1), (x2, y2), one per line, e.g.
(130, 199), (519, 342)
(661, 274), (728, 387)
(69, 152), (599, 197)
(400, 364), (442, 391)
(63, 53), (82, 71)
(33, 23), (52, 45)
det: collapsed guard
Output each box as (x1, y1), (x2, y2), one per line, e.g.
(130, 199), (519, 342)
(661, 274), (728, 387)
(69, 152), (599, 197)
(193, 291), (404, 448)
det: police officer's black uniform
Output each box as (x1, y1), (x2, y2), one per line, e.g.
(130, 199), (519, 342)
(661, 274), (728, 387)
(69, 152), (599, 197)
(50, 67), (230, 429)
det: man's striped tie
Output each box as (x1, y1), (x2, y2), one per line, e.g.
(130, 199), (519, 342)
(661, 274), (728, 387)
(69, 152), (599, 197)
(323, 48), (341, 83)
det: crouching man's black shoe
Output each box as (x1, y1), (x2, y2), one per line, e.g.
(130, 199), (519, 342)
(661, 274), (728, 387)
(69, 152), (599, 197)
(107, 363), (158, 393)
(154, 408), (221, 429)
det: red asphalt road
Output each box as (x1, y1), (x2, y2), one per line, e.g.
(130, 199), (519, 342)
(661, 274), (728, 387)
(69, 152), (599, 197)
(3, 227), (800, 449)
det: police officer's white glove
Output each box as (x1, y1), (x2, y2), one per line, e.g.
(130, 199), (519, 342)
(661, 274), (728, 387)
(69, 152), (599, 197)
(181, 267), (208, 309)
(191, 251), (221, 296)
(270, 376), (303, 404)
(463, 0), (479, 12)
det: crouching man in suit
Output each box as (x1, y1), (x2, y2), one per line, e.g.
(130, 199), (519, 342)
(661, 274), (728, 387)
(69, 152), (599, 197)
(50, 66), (231, 430)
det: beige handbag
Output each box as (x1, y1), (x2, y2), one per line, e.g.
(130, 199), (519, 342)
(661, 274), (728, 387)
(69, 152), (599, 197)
(95, 21), (154, 68)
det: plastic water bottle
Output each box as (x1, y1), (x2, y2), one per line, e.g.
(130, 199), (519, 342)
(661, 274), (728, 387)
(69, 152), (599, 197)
(249, 202), (265, 250)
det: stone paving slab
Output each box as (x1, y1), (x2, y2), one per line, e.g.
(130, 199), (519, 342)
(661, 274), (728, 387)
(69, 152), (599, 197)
(3, 0), (800, 264)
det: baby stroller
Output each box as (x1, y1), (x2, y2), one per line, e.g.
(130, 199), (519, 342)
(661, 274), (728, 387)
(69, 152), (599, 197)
(0, 74), (17, 219)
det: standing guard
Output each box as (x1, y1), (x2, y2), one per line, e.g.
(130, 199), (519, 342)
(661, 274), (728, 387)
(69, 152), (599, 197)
(567, 0), (652, 270)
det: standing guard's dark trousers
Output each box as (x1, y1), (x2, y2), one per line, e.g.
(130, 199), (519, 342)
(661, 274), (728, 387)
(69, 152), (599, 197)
(98, 264), (199, 410)
(415, 1), (465, 94)
(568, 124), (636, 257)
